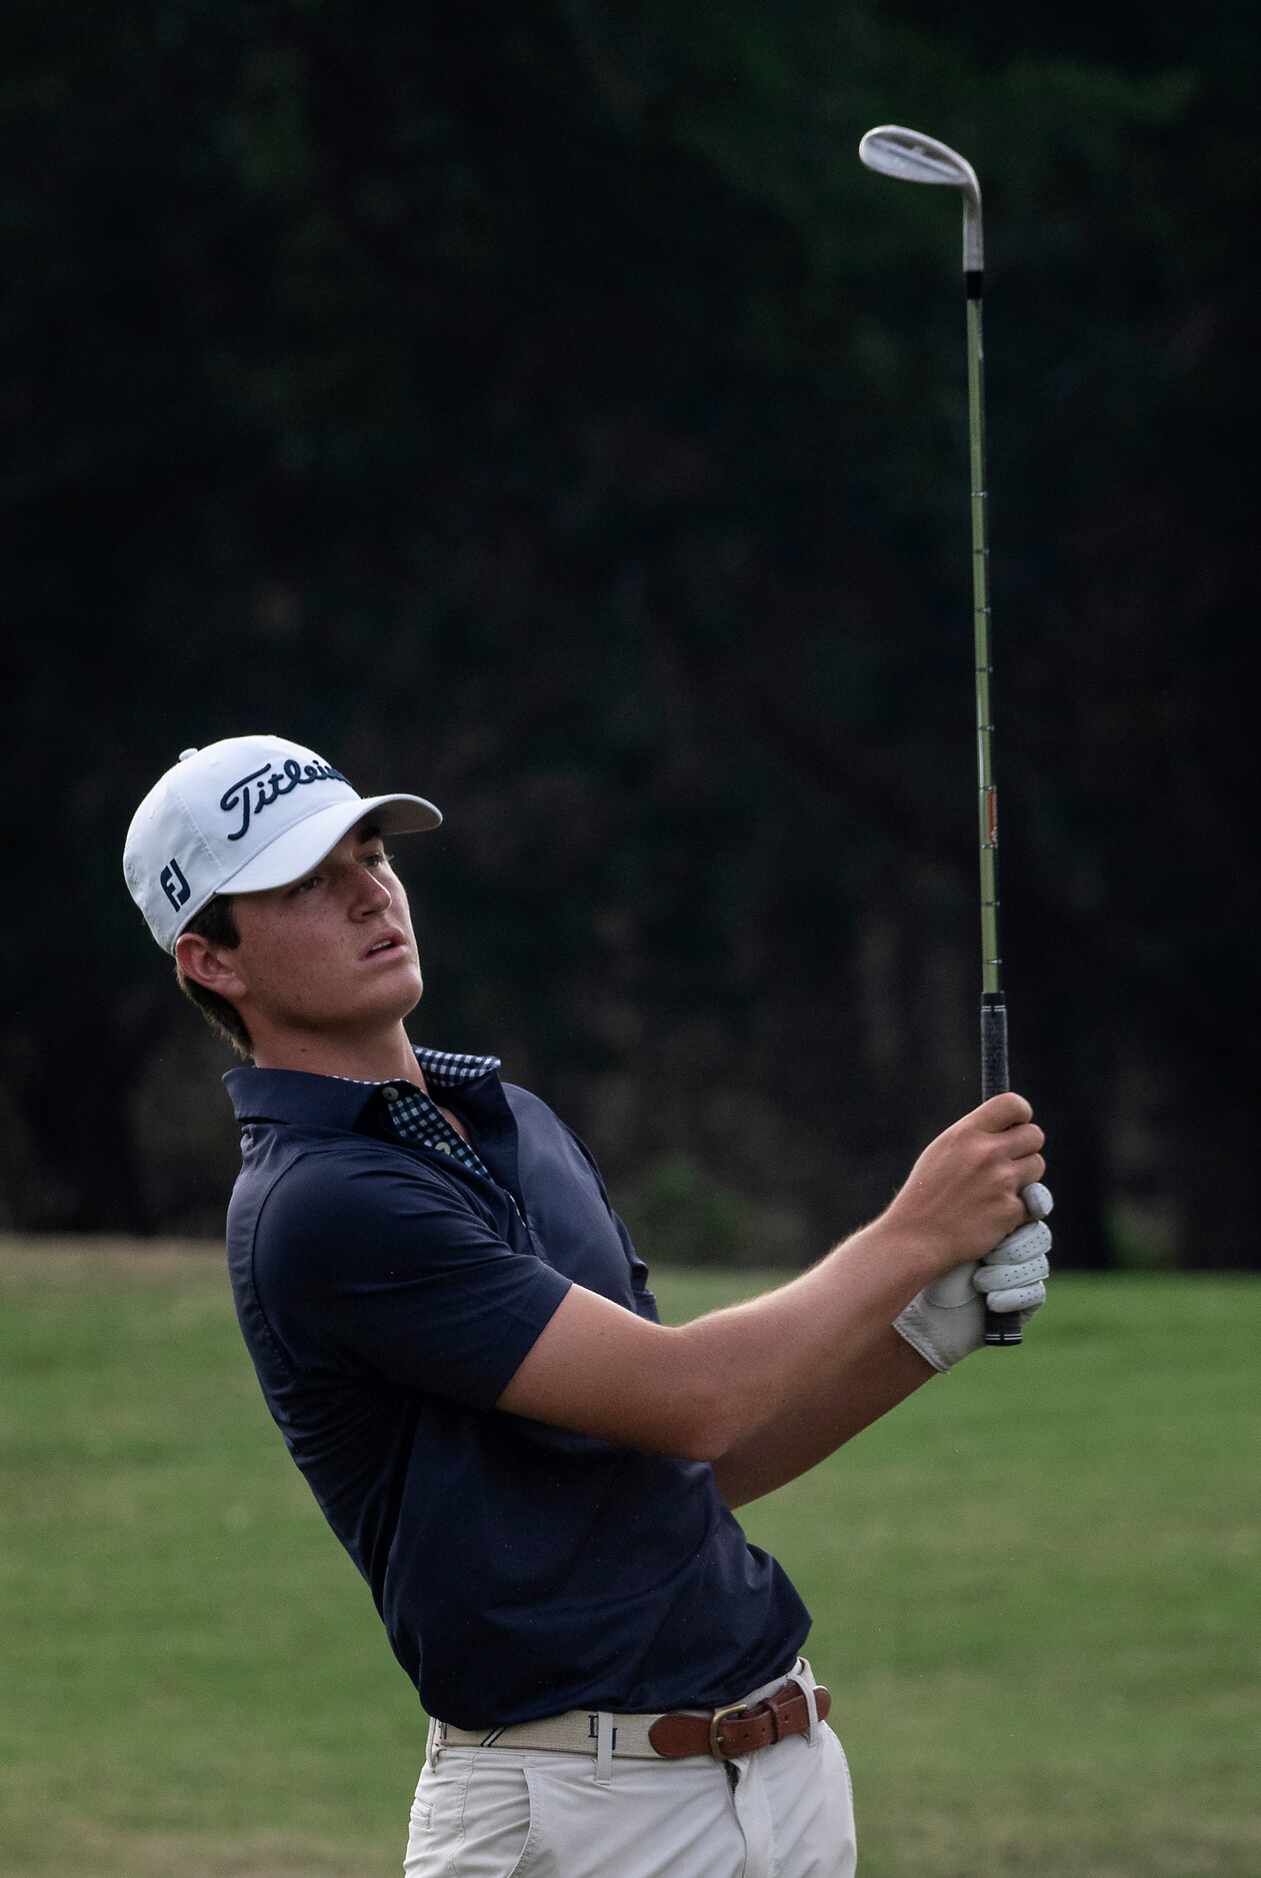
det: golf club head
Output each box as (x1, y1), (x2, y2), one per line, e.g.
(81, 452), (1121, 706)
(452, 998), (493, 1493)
(858, 125), (983, 272)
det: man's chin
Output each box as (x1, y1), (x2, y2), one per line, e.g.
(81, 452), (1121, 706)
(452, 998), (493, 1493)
(326, 968), (424, 1033)
(376, 968), (423, 1023)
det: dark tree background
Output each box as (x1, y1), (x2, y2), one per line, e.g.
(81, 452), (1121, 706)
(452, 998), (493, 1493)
(3, 2), (1255, 1268)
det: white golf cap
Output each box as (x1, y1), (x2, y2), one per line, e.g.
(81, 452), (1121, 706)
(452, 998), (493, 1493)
(124, 734), (443, 953)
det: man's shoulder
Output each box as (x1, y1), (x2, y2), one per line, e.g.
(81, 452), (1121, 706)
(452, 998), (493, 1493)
(502, 1083), (606, 1177)
(500, 1079), (578, 1141)
(499, 1079), (549, 1118)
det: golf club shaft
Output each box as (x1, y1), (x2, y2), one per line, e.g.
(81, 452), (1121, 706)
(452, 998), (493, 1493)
(966, 271), (1020, 1347)
(857, 128), (1026, 1346)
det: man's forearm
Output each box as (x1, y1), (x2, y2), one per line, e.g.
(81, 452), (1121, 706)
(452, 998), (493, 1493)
(497, 1095), (1045, 1463)
(668, 1215), (940, 1465)
(709, 1323), (935, 1509)
(498, 1214), (939, 1461)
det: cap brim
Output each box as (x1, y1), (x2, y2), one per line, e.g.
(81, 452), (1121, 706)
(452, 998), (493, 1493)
(222, 793), (442, 895)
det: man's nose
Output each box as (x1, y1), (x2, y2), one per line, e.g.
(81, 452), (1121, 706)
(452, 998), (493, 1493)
(349, 866), (392, 914)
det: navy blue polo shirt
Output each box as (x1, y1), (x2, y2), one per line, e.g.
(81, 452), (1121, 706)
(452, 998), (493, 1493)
(224, 1048), (810, 1728)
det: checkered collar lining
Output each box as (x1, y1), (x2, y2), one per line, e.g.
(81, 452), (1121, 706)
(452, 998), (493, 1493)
(341, 1046), (502, 1180)
(411, 1047), (502, 1090)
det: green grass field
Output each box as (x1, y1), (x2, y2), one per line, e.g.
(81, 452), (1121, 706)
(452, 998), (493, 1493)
(2, 1240), (1257, 1877)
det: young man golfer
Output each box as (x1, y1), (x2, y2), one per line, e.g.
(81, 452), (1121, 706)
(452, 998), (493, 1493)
(124, 734), (1052, 1878)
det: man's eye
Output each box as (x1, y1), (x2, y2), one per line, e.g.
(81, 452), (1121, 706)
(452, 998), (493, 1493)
(365, 849), (393, 868)
(290, 874), (322, 896)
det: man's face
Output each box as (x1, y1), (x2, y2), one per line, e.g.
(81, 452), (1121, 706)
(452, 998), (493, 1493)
(227, 820), (424, 1039)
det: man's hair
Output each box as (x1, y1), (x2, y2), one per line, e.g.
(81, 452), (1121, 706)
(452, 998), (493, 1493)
(175, 895), (253, 1058)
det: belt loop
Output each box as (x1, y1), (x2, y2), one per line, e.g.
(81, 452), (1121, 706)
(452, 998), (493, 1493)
(797, 1657), (820, 1742)
(594, 1711), (614, 1786)
(425, 1715), (445, 1770)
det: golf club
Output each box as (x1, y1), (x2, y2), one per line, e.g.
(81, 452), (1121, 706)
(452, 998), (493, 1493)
(858, 124), (1019, 1346)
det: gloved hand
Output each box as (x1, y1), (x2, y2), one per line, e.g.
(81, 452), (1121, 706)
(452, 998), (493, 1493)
(893, 1183), (1053, 1373)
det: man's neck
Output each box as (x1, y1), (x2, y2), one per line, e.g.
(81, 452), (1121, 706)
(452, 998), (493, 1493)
(250, 1024), (427, 1090)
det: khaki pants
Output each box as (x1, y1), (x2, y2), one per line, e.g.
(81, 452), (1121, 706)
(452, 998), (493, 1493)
(404, 1659), (857, 1878)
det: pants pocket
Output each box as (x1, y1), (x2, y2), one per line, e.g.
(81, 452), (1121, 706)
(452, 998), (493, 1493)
(404, 1753), (536, 1878)
(517, 1754), (742, 1878)
(816, 1724), (859, 1876)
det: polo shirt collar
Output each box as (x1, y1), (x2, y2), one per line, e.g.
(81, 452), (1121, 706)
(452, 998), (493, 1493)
(225, 1046), (502, 1130)
(413, 1047), (503, 1091)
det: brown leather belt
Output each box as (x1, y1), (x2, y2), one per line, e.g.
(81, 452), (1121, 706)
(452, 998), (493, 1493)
(434, 1667), (832, 1764)
(650, 1676), (832, 1761)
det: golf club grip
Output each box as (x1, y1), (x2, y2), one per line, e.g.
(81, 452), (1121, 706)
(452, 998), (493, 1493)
(980, 996), (1022, 1346)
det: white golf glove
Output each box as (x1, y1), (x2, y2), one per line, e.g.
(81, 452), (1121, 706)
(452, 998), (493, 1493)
(893, 1184), (1053, 1373)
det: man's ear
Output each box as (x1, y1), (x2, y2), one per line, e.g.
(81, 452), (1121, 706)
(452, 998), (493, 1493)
(174, 931), (249, 1002)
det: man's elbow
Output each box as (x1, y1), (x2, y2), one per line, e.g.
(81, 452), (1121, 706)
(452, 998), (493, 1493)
(665, 1357), (743, 1465)
(670, 1419), (727, 1465)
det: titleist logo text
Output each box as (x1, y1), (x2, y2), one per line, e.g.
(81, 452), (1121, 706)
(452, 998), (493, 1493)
(220, 759), (348, 841)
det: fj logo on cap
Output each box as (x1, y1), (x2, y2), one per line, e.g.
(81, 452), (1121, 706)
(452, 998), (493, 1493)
(220, 757), (347, 843)
(160, 858), (192, 912)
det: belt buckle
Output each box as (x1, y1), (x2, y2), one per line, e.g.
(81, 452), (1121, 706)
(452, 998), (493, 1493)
(708, 1699), (750, 1760)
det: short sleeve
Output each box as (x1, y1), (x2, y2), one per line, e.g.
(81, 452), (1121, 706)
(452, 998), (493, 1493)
(252, 1148), (572, 1409)
(610, 1210), (659, 1322)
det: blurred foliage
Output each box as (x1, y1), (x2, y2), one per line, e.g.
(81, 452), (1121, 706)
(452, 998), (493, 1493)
(2, 1), (1254, 1264)
(617, 1153), (803, 1269)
